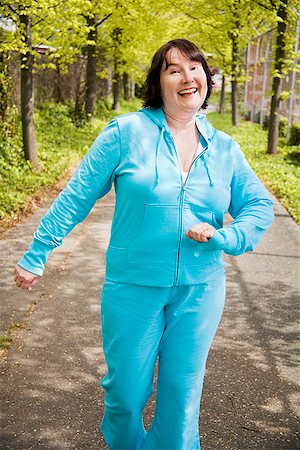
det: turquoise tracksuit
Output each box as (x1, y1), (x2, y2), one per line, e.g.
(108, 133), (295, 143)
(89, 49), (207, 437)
(18, 107), (274, 449)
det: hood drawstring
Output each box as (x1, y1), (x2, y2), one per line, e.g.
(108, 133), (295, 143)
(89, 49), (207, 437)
(142, 107), (215, 189)
(153, 126), (165, 189)
(203, 153), (214, 187)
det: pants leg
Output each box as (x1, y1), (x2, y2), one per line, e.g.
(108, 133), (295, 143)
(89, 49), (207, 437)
(141, 275), (226, 450)
(100, 280), (167, 450)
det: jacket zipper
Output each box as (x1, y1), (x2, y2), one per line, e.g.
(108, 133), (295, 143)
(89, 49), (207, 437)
(173, 145), (208, 285)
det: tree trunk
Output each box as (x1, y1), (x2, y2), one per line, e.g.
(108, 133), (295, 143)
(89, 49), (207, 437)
(54, 61), (63, 103)
(231, 77), (239, 126)
(74, 57), (86, 122)
(20, 13), (39, 169)
(230, 35), (239, 126)
(130, 80), (135, 98)
(230, 0), (240, 126)
(112, 28), (122, 111)
(219, 75), (225, 114)
(112, 67), (121, 111)
(267, 0), (288, 155)
(0, 51), (11, 123)
(123, 72), (130, 100)
(85, 15), (98, 119)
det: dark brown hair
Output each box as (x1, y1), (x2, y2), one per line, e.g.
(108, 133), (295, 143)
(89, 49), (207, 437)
(142, 39), (214, 109)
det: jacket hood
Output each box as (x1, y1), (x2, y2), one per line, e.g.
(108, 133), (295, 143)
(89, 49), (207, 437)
(139, 107), (216, 188)
(139, 106), (215, 147)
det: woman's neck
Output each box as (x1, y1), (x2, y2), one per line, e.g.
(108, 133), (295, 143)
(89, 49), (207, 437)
(163, 109), (197, 136)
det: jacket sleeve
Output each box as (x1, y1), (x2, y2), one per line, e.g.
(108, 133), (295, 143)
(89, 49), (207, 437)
(206, 141), (274, 255)
(17, 119), (121, 276)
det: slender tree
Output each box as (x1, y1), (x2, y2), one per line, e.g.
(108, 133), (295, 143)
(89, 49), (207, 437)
(0, 30), (12, 124)
(123, 72), (130, 100)
(74, 56), (86, 121)
(267, 0), (289, 154)
(54, 60), (63, 103)
(2, 3), (40, 167)
(253, 0), (296, 153)
(219, 75), (226, 114)
(111, 26), (122, 111)
(19, 10), (38, 168)
(85, 14), (98, 118)
(1, 0), (104, 164)
(84, 12), (112, 119)
(229, 0), (241, 126)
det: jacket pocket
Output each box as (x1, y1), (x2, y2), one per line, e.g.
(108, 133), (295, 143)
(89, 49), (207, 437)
(127, 203), (179, 265)
(180, 204), (221, 267)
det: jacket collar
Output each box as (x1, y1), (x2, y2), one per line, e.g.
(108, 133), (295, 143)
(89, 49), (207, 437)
(140, 106), (214, 147)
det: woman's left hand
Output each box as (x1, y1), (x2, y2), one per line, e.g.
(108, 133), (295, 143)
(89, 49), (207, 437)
(185, 222), (216, 242)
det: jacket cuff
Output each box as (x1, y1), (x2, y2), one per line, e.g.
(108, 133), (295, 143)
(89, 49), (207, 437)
(17, 238), (53, 276)
(204, 230), (225, 251)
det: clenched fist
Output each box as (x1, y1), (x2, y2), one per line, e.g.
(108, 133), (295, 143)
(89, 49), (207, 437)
(14, 265), (41, 291)
(185, 222), (215, 243)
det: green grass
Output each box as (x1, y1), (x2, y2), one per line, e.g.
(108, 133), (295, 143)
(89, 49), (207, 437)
(0, 98), (142, 221)
(207, 112), (300, 224)
(0, 322), (23, 351)
(0, 335), (13, 350)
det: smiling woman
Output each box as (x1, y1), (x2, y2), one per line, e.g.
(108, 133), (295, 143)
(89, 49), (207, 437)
(160, 48), (208, 116)
(143, 39), (214, 110)
(14, 38), (274, 450)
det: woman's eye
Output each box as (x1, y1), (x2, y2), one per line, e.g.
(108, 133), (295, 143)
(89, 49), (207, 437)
(191, 66), (199, 71)
(170, 69), (180, 74)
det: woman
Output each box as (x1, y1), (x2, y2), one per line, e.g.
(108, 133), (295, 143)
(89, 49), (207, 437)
(14, 39), (274, 449)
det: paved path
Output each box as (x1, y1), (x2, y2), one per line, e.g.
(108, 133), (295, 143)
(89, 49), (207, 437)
(1, 189), (299, 450)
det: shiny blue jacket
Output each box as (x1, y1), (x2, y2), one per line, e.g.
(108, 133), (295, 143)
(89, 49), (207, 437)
(18, 107), (274, 286)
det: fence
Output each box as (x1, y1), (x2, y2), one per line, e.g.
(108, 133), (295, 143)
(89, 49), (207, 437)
(7, 52), (113, 109)
(243, 22), (300, 137)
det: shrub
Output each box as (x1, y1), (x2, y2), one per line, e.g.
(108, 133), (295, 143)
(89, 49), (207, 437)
(279, 117), (288, 138)
(95, 98), (113, 121)
(289, 123), (300, 146)
(262, 114), (287, 137)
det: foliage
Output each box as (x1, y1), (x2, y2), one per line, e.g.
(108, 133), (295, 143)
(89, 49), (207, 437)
(289, 123), (300, 146)
(166, 0), (276, 77)
(0, 0), (97, 67)
(0, 102), (100, 220)
(94, 0), (186, 86)
(0, 322), (22, 351)
(263, 114), (289, 138)
(0, 335), (13, 350)
(0, 99), (141, 221)
(95, 96), (142, 117)
(208, 112), (300, 224)
(210, 90), (232, 113)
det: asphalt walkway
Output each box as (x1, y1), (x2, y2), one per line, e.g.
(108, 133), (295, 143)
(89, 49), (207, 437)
(1, 188), (299, 449)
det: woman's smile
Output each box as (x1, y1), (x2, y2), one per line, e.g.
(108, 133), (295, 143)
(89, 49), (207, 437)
(178, 87), (198, 96)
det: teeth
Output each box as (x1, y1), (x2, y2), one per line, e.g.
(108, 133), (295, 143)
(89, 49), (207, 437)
(178, 88), (197, 95)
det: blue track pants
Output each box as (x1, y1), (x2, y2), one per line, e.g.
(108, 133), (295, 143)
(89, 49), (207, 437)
(100, 274), (226, 450)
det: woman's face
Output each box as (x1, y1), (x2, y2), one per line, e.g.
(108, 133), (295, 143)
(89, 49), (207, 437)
(160, 48), (208, 116)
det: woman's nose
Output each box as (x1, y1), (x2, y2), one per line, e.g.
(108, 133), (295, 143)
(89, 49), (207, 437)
(182, 69), (193, 83)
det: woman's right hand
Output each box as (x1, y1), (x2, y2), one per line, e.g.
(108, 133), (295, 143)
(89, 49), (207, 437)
(14, 265), (41, 291)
